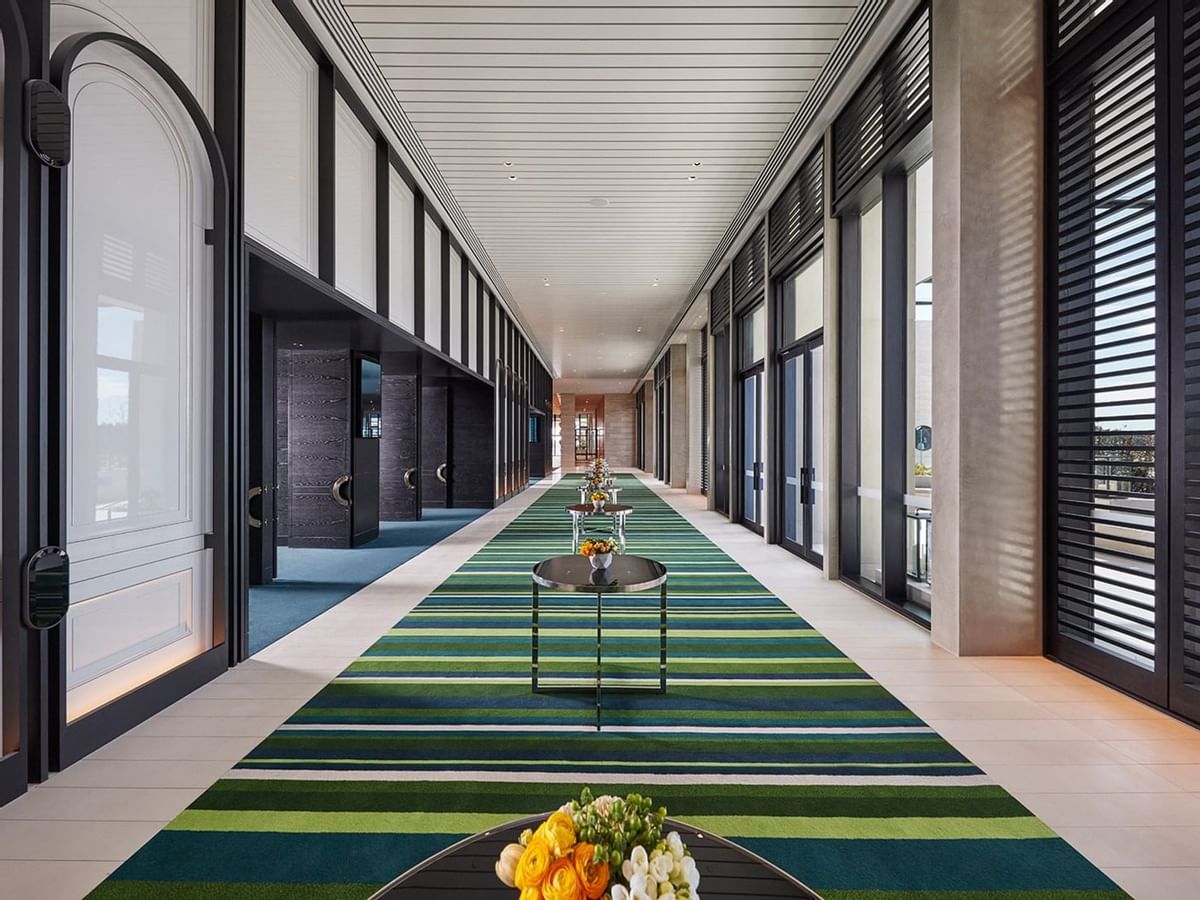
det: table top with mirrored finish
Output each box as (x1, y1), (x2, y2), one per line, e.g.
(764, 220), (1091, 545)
(564, 503), (633, 515)
(532, 554), (666, 593)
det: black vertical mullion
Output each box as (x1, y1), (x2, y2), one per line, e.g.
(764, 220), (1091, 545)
(413, 192), (425, 341)
(839, 214), (862, 579)
(317, 60), (335, 285)
(881, 170), (908, 604)
(374, 140), (389, 321)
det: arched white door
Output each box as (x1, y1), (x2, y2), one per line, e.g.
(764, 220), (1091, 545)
(60, 44), (215, 727)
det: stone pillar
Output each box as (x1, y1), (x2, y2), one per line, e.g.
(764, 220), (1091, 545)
(686, 331), (704, 494)
(559, 393), (576, 472)
(669, 343), (688, 489)
(603, 393), (634, 468)
(644, 382), (656, 475)
(931, 0), (1043, 655)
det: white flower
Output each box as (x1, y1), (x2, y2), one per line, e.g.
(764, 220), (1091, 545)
(680, 856), (700, 891)
(623, 859), (635, 881)
(658, 892), (676, 900)
(666, 831), (684, 862)
(630, 845), (649, 873)
(629, 872), (659, 900)
(650, 852), (673, 882)
(611, 887), (630, 900)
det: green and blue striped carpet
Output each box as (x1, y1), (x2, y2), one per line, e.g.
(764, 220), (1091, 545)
(90, 475), (1127, 899)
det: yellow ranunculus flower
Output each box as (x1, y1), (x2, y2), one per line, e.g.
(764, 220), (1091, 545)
(520, 888), (543, 900)
(535, 810), (577, 856)
(541, 857), (584, 900)
(515, 836), (552, 889)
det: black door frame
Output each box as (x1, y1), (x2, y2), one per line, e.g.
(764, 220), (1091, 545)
(736, 364), (765, 535)
(43, 31), (238, 770)
(777, 332), (824, 568)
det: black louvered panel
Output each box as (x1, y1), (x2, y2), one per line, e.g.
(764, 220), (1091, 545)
(832, 5), (930, 204)
(710, 268), (731, 332)
(1057, 0), (1122, 51)
(769, 144), (824, 265)
(1181, 1), (1200, 686)
(732, 224), (765, 305)
(1052, 17), (1159, 667)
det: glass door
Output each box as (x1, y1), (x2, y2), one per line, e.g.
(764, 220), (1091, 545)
(781, 336), (824, 565)
(740, 369), (764, 531)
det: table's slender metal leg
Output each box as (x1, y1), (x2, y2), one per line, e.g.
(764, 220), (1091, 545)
(595, 590), (602, 731)
(532, 581), (540, 691)
(659, 582), (667, 694)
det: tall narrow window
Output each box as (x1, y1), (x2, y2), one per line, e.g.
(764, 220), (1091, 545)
(856, 201), (884, 588)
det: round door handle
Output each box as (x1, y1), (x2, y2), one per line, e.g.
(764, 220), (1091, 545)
(436, 463), (448, 484)
(248, 485), (264, 529)
(403, 467), (418, 491)
(331, 474), (351, 507)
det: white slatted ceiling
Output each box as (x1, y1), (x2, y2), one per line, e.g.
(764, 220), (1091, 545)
(341, 0), (862, 388)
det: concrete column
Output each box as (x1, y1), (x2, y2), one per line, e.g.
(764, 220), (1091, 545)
(930, 0), (1043, 655)
(559, 393), (576, 472)
(603, 393), (634, 468)
(669, 343), (689, 489)
(686, 331), (704, 494)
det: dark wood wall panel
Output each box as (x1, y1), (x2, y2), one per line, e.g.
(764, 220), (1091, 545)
(284, 348), (352, 548)
(381, 367), (419, 521)
(422, 384), (449, 508)
(451, 380), (495, 506)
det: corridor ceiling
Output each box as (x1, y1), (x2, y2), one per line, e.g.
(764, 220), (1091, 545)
(340, 0), (865, 389)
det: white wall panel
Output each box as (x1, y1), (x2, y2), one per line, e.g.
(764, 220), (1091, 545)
(482, 289), (491, 376)
(468, 274), (479, 372)
(448, 248), (462, 362)
(244, 0), (319, 272)
(389, 168), (415, 332)
(66, 552), (211, 721)
(334, 96), (376, 309)
(424, 213), (442, 350)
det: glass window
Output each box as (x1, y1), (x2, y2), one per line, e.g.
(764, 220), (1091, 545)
(857, 200), (884, 588)
(906, 158), (934, 590)
(739, 304), (766, 368)
(782, 252), (823, 345)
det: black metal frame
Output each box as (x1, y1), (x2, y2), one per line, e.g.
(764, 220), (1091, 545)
(776, 328), (824, 568)
(736, 301), (766, 535)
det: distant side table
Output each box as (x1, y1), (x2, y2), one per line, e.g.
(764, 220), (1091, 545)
(565, 502), (632, 552)
(579, 483), (621, 505)
(531, 554), (667, 730)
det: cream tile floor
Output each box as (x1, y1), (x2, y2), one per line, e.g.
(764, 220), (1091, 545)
(1, 472), (1197, 900)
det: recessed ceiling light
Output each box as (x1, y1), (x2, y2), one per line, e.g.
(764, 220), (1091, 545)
(692, 161), (703, 168)
(687, 175), (697, 181)
(503, 161), (513, 167)
(508, 174), (518, 181)
(559, 327), (565, 332)
(636, 327), (643, 333)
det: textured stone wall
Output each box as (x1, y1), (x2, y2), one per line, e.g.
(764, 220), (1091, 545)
(603, 393), (634, 468)
(669, 343), (689, 489)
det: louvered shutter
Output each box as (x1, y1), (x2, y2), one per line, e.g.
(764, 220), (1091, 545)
(732, 224), (765, 307)
(710, 269), (731, 333)
(769, 144), (824, 266)
(1049, 16), (1160, 670)
(832, 5), (930, 205)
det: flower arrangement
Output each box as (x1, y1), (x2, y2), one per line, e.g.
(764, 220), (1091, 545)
(590, 490), (608, 504)
(495, 788), (700, 900)
(578, 538), (616, 558)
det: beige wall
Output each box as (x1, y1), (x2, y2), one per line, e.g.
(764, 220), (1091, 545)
(603, 393), (634, 468)
(559, 393), (576, 471)
(931, 0), (1043, 655)
(669, 343), (689, 489)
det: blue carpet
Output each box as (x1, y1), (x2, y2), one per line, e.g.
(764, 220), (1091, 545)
(248, 509), (487, 654)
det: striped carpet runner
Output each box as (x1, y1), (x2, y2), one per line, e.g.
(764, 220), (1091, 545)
(90, 474), (1128, 899)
